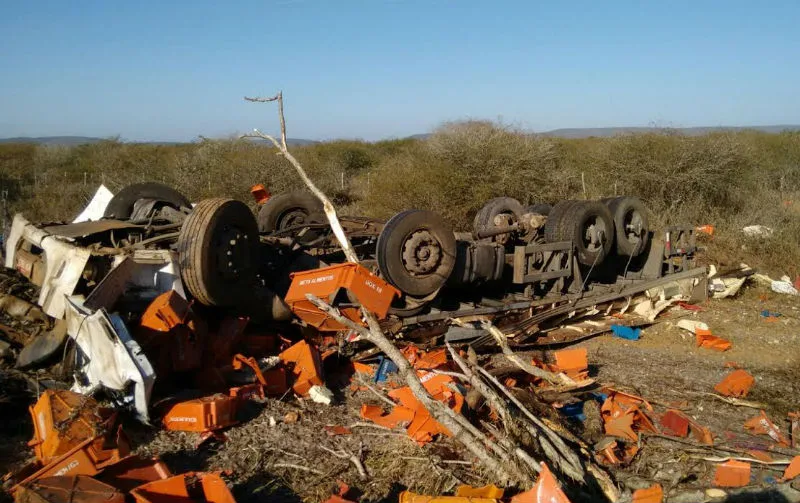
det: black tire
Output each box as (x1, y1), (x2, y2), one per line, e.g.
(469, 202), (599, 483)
(543, 200), (580, 244)
(472, 197), (524, 242)
(525, 203), (552, 216)
(257, 192), (323, 234)
(604, 196), (650, 256)
(545, 200), (614, 266)
(377, 210), (456, 297)
(177, 198), (259, 307)
(104, 182), (191, 219)
(387, 295), (431, 317)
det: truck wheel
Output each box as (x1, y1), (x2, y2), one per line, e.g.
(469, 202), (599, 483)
(543, 200), (580, 244)
(257, 191), (323, 234)
(377, 210), (456, 297)
(546, 201), (613, 266)
(525, 203), (552, 216)
(104, 182), (191, 219)
(473, 197), (524, 245)
(177, 198), (258, 306)
(387, 294), (431, 317)
(604, 196), (649, 256)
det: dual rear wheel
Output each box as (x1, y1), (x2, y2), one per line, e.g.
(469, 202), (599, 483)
(544, 197), (649, 266)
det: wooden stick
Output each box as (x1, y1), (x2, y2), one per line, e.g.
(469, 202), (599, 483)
(451, 317), (571, 386)
(472, 363), (585, 480)
(320, 445), (371, 480)
(692, 392), (767, 409)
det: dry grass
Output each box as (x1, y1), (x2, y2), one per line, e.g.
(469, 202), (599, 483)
(128, 393), (488, 503)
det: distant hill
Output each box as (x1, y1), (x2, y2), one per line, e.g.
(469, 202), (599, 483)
(0, 136), (318, 146)
(0, 136), (105, 145)
(408, 125), (800, 140)
(540, 125), (800, 138)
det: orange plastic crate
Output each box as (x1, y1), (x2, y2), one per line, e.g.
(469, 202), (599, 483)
(29, 390), (109, 464)
(161, 395), (238, 433)
(284, 263), (399, 331)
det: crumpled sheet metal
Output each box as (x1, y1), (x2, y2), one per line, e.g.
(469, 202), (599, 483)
(72, 185), (114, 223)
(66, 298), (155, 423)
(4, 214), (92, 319)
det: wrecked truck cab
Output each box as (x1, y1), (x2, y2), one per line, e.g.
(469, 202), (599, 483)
(2, 184), (197, 422)
(3, 183), (298, 423)
(4, 213), (94, 319)
(4, 184), (192, 320)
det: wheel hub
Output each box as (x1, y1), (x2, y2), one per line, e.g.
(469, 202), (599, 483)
(492, 213), (515, 245)
(217, 225), (251, 279)
(279, 209), (308, 230)
(624, 211), (644, 245)
(584, 217), (607, 252)
(401, 230), (442, 275)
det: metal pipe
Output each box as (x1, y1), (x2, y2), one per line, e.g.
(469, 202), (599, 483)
(474, 223), (521, 239)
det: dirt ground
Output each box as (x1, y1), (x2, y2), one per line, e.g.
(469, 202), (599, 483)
(1, 280), (799, 503)
(577, 283), (800, 502)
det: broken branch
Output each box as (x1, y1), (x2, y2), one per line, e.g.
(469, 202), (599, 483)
(451, 317), (573, 386)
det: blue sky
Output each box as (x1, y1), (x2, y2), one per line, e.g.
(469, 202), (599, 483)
(1, 0), (798, 141)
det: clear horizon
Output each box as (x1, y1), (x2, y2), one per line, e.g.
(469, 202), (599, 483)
(2, 1), (798, 142)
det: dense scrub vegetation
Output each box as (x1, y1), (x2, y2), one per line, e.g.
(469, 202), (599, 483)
(1, 121), (798, 275)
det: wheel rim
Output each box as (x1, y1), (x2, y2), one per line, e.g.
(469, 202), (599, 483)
(623, 210), (645, 248)
(582, 216), (608, 253)
(401, 230), (443, 276)
(278, 208), (308, 230)
(215, 224), (252, 280)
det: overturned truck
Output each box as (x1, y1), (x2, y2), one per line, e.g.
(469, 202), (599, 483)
(2, 183), (706, 421)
